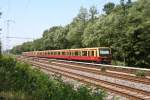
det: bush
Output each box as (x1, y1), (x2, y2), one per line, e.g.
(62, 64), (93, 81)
(135, 70), (146, 77)
(101, 66), (107, 72)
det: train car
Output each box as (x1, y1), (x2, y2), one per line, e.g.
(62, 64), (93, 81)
(22, 47), (112, 64)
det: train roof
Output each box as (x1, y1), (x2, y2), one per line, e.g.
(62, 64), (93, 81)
(23, 47), (110, 53)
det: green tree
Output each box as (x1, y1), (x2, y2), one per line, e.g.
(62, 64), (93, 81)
(89, 6), (98, 22)
(0, 12), (2, 57)
(76, 7), (88, 25)
(66, 23), (84, 48)
(103, 2), (115, 14)
(0, 41), (2, 57)
(127, 0), (132, 4)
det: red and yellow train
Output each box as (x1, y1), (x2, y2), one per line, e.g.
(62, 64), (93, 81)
(22, 47), (112, 64)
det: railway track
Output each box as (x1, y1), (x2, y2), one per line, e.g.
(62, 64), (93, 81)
(18, 57), (150, 100)
(28, 56), (150, 77)
(29, 57), (150, 86)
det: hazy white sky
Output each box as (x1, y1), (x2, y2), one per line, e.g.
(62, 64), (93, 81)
(0, 0), (126, 50)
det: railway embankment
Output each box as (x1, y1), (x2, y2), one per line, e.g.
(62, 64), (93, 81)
(0, 56), (106, 100)
(18, 56), (150, 100)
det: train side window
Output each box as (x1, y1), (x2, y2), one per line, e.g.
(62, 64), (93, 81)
(78, 52), (81, 56)
(75, 51), (78, 56)
(62, 52), (65, 55)
(68, 52), (69, 56)
(88, 51), (90, 56)
(73, 52), (75, 56)
(71, 52), (74, 56)
(91, 51), (94, 56)
(82, 51), (87, 56)
(72, 52), (74, 56)
(66, 52), (69, 56)
(94, 51), (97, 57)
(69, 52), (71, 56)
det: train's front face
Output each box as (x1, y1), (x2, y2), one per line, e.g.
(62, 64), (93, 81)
(99, 48), (112, 64)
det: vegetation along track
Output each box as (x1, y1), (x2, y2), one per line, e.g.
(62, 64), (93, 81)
(31, 57), (150, 85)
(18, 57), (150, 100)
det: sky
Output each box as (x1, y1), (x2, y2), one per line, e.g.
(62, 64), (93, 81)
(0, 0), (122, 50)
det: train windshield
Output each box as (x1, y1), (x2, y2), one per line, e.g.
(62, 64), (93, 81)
(99, 48), (110, 56)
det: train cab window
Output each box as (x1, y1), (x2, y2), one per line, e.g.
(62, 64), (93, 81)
(82, 51), (87, 56)
(99, 48), (110, 56)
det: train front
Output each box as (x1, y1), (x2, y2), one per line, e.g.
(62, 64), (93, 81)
(98, 47), (112, 64)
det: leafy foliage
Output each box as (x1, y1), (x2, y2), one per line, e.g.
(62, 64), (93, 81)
(0, 41), (2, 57)
(135, 70), (146, 77)
(11, 0), (150, 68)
(103, 2), (115, 15)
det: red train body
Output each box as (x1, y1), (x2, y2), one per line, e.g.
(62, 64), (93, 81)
(22, 47), (112, 64)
